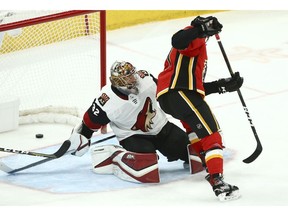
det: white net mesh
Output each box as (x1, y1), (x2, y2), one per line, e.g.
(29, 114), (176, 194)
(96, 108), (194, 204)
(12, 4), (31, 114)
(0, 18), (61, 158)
(0, 10), (105, 125)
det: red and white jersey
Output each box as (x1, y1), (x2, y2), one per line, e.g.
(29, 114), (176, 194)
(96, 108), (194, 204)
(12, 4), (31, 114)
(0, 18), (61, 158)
(83, 70), (168, 141)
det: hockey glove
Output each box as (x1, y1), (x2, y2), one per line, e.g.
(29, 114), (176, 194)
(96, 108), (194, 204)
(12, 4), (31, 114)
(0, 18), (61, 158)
(68, 123), (91, 157)
(217, 72), (244, 94)
(191, 16), (223, 38)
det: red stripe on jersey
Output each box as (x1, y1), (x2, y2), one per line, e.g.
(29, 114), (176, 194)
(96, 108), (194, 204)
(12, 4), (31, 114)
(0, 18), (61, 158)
(83, 111), (102, 130)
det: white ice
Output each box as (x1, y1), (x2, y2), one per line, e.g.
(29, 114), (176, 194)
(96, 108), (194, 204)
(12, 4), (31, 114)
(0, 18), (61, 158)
(0, 10), (288, 214)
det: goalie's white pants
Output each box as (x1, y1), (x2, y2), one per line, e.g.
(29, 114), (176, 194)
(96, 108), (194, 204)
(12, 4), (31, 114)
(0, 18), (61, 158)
(90, 144), (160, 183)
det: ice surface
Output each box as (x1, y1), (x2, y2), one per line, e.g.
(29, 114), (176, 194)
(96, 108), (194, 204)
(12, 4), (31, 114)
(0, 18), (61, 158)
(0, 11), (287, 214)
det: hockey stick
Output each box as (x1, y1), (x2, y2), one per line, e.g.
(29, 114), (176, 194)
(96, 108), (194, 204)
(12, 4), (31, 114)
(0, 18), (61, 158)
(215, 34), (263, 163)
(0, 134), (116, 174)
(0, 140), (71, 158)
(0, 161), (13, 173)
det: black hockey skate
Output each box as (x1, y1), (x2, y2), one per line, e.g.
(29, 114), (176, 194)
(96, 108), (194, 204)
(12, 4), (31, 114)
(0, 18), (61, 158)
(205, 173), (240, 201)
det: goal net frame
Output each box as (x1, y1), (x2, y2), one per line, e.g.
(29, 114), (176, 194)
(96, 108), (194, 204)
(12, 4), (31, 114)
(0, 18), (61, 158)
(0, 10), (107, 127)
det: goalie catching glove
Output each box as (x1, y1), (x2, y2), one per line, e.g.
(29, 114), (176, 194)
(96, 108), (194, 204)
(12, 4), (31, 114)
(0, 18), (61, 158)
(191, 16), (223, 38)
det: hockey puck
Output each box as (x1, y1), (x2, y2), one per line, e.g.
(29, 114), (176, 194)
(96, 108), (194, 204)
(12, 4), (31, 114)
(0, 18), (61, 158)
(35, 134), (44, 138)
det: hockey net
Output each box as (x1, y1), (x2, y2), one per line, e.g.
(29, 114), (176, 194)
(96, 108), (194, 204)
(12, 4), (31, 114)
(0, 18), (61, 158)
(0, 10), (106, 127)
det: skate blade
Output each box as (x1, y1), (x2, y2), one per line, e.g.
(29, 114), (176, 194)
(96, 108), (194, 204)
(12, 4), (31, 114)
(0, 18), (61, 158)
(218, 190), (241, 201)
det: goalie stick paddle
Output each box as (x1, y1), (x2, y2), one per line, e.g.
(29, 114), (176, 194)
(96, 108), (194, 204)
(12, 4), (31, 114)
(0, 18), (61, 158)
(215, 34), (263, 163)
(0, 161), (13, 173)
(1, 134), (116, 174)
(0, 140), (71, 158)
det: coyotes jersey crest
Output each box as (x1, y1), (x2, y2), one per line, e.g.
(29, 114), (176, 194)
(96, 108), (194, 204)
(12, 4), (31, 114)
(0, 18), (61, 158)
(131, 97), (156, 132)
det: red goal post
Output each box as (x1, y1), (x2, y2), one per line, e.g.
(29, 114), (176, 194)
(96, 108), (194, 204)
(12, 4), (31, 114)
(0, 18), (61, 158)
(0, 10), (106, 126)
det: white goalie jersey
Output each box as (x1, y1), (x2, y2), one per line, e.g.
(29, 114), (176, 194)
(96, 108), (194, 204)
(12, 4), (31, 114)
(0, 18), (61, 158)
(85, 70), (168, 141)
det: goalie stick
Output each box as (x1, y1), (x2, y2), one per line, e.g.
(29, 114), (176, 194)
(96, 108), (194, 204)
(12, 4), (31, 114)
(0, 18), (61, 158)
(0, 134), (116, 174)
(0, 140), (71, 158)
(215, 34), (263, 163)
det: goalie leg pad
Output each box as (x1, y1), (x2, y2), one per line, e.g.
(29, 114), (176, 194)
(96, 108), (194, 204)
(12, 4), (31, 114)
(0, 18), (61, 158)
(187, 142), (206, 174)
(186, 132), (206, 174)
(112, 152), (160, 183)
(91, 145), (160, 183)
(91, 144), (125, 174)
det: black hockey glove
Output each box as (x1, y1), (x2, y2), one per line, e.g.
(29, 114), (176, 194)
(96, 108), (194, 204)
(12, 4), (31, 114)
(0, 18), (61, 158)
(217, 72), (244, 94)
(191, 16), (223, 38)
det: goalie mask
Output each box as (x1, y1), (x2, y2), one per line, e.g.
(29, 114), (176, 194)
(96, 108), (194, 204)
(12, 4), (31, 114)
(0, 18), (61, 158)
(109, 61), (139, 95)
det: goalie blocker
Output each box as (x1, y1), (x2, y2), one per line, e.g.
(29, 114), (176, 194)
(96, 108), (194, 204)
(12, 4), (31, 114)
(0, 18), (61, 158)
(91, 144), (160, 183)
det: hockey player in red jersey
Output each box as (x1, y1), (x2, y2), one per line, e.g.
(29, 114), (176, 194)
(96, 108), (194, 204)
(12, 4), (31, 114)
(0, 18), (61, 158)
(156, 16), (242, 201)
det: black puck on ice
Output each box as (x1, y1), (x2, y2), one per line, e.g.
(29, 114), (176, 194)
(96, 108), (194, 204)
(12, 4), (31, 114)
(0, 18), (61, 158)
(35, 134), (44, 138)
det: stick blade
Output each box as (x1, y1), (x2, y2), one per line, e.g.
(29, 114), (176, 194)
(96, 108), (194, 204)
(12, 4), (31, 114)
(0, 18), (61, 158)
(54, 140), (71, 158)
(242, 144), (263, 163)
(0, 161), (13, 173)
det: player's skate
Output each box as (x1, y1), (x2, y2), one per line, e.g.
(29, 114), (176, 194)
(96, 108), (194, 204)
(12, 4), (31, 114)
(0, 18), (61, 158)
(205, 174), (240, 201)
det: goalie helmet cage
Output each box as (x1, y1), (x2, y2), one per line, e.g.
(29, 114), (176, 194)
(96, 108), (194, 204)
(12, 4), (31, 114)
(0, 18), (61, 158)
(0, 10), (106, 126)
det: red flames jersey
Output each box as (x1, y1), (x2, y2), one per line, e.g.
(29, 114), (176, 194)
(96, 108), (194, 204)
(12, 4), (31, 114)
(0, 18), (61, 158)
(156, 26), (208, 99)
